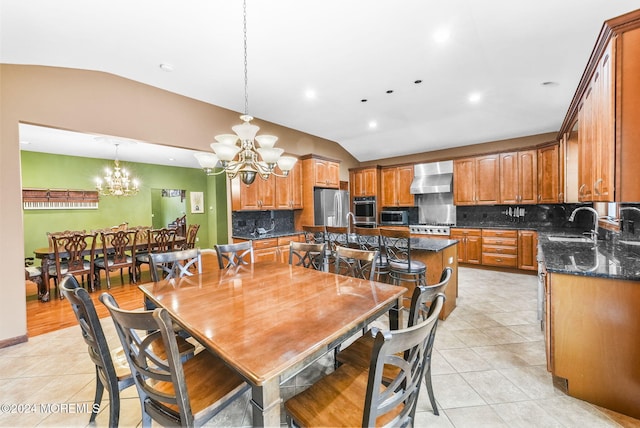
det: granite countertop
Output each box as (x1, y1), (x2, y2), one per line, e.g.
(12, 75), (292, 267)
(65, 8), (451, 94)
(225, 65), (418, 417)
(538, 231), (640, 280)
(410, 237), (458, 252)
(232, 230), (304, 240)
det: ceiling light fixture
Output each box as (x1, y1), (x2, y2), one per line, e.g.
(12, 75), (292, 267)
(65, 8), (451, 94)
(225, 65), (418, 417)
(194, 0), (296, 185)
(96, 143), (140, 197)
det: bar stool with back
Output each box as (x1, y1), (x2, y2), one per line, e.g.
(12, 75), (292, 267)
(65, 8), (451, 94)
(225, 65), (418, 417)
(379, 227), (426, 287)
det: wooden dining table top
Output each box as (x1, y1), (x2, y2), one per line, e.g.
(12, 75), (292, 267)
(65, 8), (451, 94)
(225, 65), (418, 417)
(138, 261), (407, 387)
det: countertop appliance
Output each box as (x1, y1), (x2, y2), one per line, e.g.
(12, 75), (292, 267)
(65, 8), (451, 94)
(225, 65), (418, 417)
(314, 188), (350, 227)
(380, 210), (409, 226)
(353, 196), (376, 227)
(409, 224), (452, 236)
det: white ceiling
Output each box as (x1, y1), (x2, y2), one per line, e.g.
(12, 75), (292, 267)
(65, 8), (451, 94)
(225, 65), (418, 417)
(3, 0), (640, 166)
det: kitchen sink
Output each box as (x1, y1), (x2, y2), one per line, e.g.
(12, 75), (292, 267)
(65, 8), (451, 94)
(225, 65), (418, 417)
(547, 235), (593, 243)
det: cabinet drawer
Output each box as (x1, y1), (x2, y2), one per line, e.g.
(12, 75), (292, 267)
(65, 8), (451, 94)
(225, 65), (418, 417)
(482, 253), (518, 267)
(482, 236), (517, 246)
(482, 244), (517, 255)
(252, 238), (279, 250)
(277, 235), (302, 246)
(482, 229), (517, 238)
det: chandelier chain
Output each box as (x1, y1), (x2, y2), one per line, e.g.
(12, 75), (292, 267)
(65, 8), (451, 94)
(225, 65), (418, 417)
(243, 0), (249, 116)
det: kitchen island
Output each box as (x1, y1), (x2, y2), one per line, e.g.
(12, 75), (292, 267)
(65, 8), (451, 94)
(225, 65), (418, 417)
(538, 232), (640, 419)
(408, 237), (458, 320)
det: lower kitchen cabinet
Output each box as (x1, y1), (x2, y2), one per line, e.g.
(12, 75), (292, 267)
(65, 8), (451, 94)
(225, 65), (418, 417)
(449, 228), (482, 264)
(481, 229), (518, 268)
(234, 235), (303, 264)
(517, 230), (538, 271)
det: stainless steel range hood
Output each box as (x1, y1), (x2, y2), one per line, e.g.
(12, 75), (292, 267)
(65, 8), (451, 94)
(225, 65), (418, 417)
(410, 161), (453, 194)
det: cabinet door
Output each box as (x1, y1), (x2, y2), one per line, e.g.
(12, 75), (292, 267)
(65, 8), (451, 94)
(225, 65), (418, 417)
(362, 168), (378, 196)
(517, 230), (538, 271)
(466, 235), (483, 264)
(326, 162), (340, 187)
(538, 144), (560, 203)
(593, 42), (615, 202)
(499, 152), (519, 204)
(578, 90), (594, 201)
(352, 170), (365, 197)
(289, 161), (303, 209)
(234, 178), (261, 210)
(453, 158), (476, 205)
(475, 155), (500, 205)
(396, 166), (414, 206)
(449, 230), (466, 262)
(380, 167), (397, 207)
(518, 150), (538, 204)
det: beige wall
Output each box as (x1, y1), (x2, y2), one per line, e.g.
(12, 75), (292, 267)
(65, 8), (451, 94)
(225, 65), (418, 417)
(0, 64), (357, 345)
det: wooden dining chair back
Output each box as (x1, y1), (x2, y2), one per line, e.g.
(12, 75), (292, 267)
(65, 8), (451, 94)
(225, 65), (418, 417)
(50, 232), (98, 297)
(334, 246), (379, 281)
(47, 229), (86, 248)
(60, 275), (134, 427)
(285, 294), (445, 427)
(182, 224), (200, 250)
(302, 225), (326, 245)
(149, 248), (202, 282)
(214, 241), (254, 269)
(99, 293), (249, 428)
(289, 241), (326, 270)
(136, 228), (177, 281)
(380, 227), (426, 287)
(95, 230), (137, 289)
(355, 226), (389, 282)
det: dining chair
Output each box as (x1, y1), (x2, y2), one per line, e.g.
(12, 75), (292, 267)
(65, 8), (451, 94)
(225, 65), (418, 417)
(284, 293), (445, 427)
(50, 232), (98, 297)
(60, 275), (135, 427)
(45, 229), (86, 289)
(94, 230), (137, 289)
(354, 226), (389, 282)
(380, 227), (426, 288)
(289, 241), (326, 271)
(99, 293), (250, 428)
(302, 225), (327, 245)
(214, 241), (254, 269)
(135, 228), (177, 281)
(334, 246), (379, 281)
(325, 225), (348, 253)
(181, 224), (200, 250)
(149, 248), (202, 282)
(336, 268), (452, 416)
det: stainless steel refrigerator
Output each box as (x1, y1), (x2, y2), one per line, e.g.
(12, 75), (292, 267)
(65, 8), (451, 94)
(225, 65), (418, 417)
(314, 188), (350, 227)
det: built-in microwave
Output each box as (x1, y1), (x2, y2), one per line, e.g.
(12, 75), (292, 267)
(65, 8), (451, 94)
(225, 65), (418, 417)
(379, 210), (409, 225)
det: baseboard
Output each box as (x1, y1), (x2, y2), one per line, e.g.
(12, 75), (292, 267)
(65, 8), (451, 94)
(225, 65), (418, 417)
(0, 334), (28, 349)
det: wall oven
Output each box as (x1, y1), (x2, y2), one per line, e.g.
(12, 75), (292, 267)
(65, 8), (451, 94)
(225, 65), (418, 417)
(353, 196), (376, 226)
(379, 210), (409, 226)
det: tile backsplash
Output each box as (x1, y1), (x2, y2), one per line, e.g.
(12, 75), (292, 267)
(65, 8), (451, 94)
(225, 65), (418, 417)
(231, 210), (295, 236)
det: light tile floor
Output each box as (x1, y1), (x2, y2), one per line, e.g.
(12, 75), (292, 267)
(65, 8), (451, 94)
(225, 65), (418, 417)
(1, 267), (639, 427)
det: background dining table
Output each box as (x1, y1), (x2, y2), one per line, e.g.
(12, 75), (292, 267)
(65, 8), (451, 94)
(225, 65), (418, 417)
(139, 260), (406, 427)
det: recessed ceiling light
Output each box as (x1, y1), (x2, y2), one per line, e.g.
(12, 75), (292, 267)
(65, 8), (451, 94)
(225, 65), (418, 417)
(368, 121), (378, 129)
(414, 80), (422, 84)
(541, 81), (559, 87)
(433, 27), (451, 44)
(305, 89), (317, 100)
(159, 63), (174, 72)
(386, 90), (394, 94)
(468, 92), (482, 104)
(361, 99), (368, 103)
(168, 157), (175, 161)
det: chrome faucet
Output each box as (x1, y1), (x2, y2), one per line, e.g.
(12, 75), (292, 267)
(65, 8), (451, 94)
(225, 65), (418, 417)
(568, 206), (599, 241)
(346, 211), (355, 237)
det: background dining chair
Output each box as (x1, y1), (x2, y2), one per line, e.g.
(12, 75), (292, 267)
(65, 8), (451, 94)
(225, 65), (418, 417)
(94, 230), (137, 289)
(214, 241), (254, 269)
(45, 229), (86, 290)
(60, 275), (135, 427)
(50, 232), (98, 297)
(181, 224), (200, 250)
(289, 241), (326, 271)
(135, 228), (176, 281)
(149, 248), (202, 282)
(302, 225), (327, 245)
(334, 246), (379, 281)
(380, 227), (426, 288)
(284, 294), (445, 427)
(99, 293), (249, 427)
(354, 226), (389, 282)
(336, 268), (452, 415)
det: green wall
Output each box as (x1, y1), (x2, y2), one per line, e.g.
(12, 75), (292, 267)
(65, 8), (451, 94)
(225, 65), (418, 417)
(21, 151), (228, 257)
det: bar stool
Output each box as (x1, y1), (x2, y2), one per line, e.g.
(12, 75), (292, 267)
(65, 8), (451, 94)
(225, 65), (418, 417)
(379, 228), (426, 287)
(354, 227), (389, 282)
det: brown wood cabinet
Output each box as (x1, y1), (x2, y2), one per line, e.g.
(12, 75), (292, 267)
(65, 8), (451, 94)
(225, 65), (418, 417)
(275, 160), (303, 209)
(234, 235), (303, 264)
(308, 157), (340, 188)
(349, 166), (379, 197)
(449, 228), (482, 264)
(499, 150), (537, 205)
(231, 175), (276, 211)
(517, 230), (538, 271)
(481, 229), (517, 268)
(537, 144), (562, 203)
(453, 155), (500, 205)
(380, 165), (414, 207)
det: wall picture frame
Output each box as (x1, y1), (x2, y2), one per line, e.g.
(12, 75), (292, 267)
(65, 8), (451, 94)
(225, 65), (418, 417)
(190, 191), (204, 214)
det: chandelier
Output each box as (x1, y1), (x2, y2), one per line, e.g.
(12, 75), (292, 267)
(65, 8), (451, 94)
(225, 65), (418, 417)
(96, 143), (140, 197)
(194, 0), (297, 185)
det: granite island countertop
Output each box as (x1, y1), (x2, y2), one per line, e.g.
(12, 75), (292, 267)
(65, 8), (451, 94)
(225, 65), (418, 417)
(231, 230), (305, 240)
(410, 237), (458, 252)
(538, 230), (640, 280)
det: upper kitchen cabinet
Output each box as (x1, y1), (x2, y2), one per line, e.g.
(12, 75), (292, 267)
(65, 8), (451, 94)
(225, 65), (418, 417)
(231, 174), (276, 211)
(302, 155), (340, 188)
(453, 154), (500, 205)
(559, 10), (640, 202)
(350, 166), (380, 197)
(499, 150), (537, 205)
(537, 143), (563, 203)
(275, 159), (303, 209)
(380, 165), (414, 207)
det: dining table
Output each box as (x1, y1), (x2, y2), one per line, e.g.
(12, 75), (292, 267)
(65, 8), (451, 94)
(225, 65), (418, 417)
(138, 261), (406, 427)
(33, 235), (186, 301)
